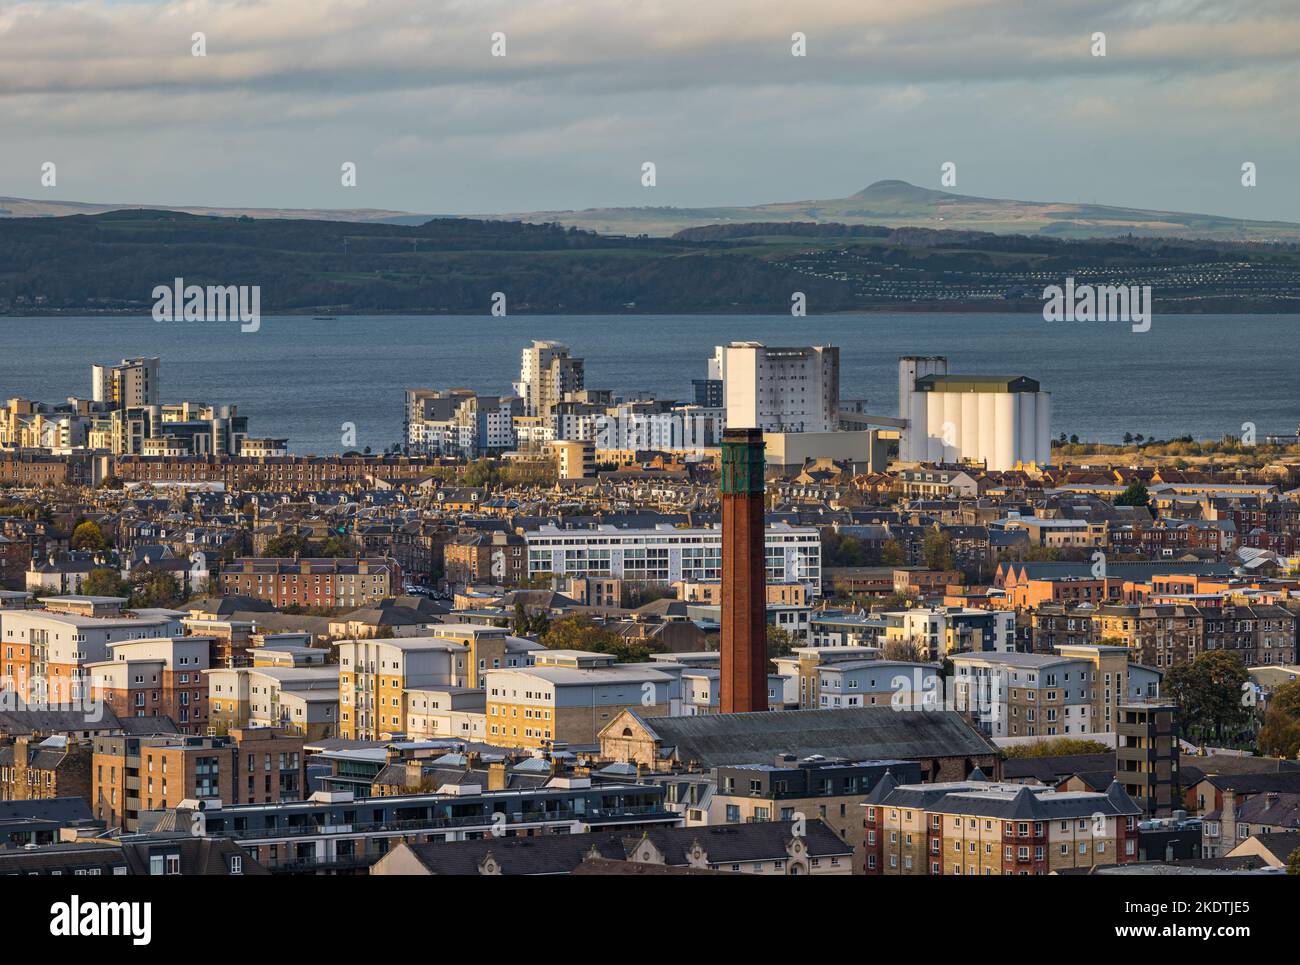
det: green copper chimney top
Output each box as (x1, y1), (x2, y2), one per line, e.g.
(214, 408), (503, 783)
(720, 429), (765, 495)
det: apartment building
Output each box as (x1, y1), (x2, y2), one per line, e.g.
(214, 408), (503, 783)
(187, 779), (673, 874)
(220, 557), (402, 608)
(524, 522), (822, 595)
(712, 342), (839, 433)
(518, 340), (585, 416)
(205, 666), (340, 739)
(485, 650), (679, 749)
(91, 356), (160, 409)
(424, 623), (546, 689)
(336, 636), (474, 740)
(864, 773), (1143, 875)
(1092, 602), (1296, 669)
(92, 728), (305, 832)
(0, 607), (185, 704)
(951, 646), (1162, 739)
(88, 636), (211, 734)
(879, 606), (1016, 660)
(1116, 699), (1179, 816)
(1030, 603), (1099, 651)
(442, 531), (527, 586)
(711, 757), (920, 872)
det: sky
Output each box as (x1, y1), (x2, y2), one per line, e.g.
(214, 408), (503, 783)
(2, 0), (1299, 220)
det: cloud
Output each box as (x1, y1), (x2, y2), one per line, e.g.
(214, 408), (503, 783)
(0, 0), (1295, 219)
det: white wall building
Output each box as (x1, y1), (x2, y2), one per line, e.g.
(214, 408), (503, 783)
(713, 342), (839, 433)
(525, 522), (822, 595)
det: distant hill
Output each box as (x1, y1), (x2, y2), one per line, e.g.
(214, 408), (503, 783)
(0, 196), (433, 225)
(482, 179), (1300, 242)
(5, 180), (1297, 242)
(2, 209), (1298, 315)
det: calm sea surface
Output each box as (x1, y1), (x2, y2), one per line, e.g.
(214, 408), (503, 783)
(1, 314), (1295, 455)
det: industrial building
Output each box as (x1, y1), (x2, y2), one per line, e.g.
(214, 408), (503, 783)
(898, 356), (1051, 470)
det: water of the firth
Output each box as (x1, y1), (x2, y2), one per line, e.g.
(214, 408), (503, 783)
(1, 314), (1294, 455)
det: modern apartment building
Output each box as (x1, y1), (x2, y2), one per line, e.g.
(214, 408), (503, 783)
(951, 646), (1162, 739)
(88, 636), (212, 734)
(524, 522), (822, 595)
(1116, 699), (1179, 816)
(712, 342), (839, 433)
(711, 757), (920, 872)
(91, 356), (160, 409)
(185, 779), (674, 874)
(92, 728), (306, 832)
(864, 773), (1143, 875)
(205, 666), (340, 739)
(0, 607), (185, 704)
(517, 340), (585, 416)
(336, 627), (543, 742)
(484, 650), (680, 749)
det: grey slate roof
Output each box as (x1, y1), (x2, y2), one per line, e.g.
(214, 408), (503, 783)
(644, 706), (997, 768)
(391, 818), (850, 875)
(1002, 752), (1115, 784)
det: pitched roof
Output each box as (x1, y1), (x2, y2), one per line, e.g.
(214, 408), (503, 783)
(642, 706), (997, 768)
(385, 819), (850, 875)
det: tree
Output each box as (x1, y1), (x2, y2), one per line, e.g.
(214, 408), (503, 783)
(822, 532), (867, 568)
(880, 540), (906, 566)
(462, 460), (500, 488)
(512, 601), (550, 637)
(129, 569), (183, 609)
(766, 625), (796, 661)
(82, 568), (129, 598)
(880, 637), (925, 663)
(1258, 679), (1300, 759)
(922, 531), (955, 571)
(540, 615), (648, 662)
(264, 533), (309, 558)
(1165, 651), (1252, 742)
(71, 520), (107, 552)
(1003, 738), (1112, 759)
(1288, 847), (1300, 876)
(1115, 481), (1151, 507)
(318, 535), (360, 558)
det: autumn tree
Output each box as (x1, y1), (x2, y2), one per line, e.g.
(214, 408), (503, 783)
(1258, 679), (1300, 759)
(71, 520), (107, 552)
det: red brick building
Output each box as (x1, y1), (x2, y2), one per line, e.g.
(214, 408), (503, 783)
(221, 557), (402, 609)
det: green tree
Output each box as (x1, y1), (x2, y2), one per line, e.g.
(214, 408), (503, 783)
(462, 460), (500, 488)
(1165, 651), (1252, 742)
(129, 569), (183, 609)
(512, 601), (550, 637)
(922, 530), (954, 571)
(880, 540), (906, 567)
(71, 520), (107, 552)
(318, 535), (360, 558)
(81, 568), (129, 598)
(766, 625), (796, 661)
(822, 532), (867, 567)
(264, 533), (310, 558)
(1115, 481), (1151, 507)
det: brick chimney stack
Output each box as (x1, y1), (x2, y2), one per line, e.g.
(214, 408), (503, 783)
(719, 427), (767, 713)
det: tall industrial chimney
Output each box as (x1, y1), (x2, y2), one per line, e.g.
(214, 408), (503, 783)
(720, 427), (767, 713)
